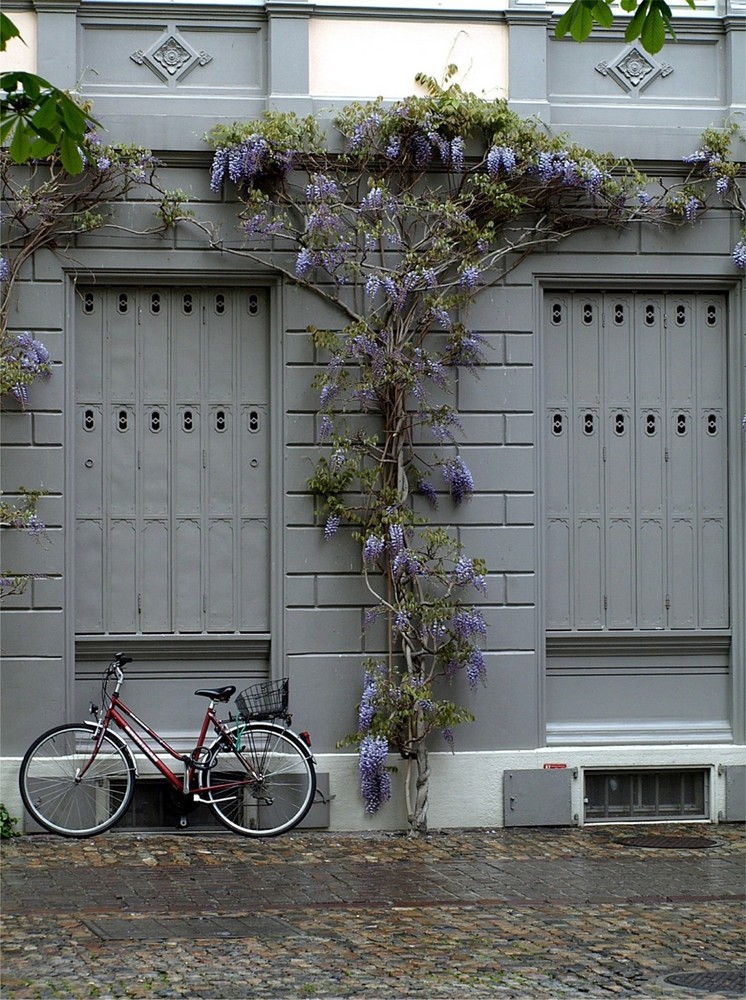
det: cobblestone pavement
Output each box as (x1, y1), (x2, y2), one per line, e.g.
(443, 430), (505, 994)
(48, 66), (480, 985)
(1, 824), (744, 999)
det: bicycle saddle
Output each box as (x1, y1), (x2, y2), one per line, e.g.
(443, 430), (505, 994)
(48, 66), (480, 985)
(193, 686), (236, 702)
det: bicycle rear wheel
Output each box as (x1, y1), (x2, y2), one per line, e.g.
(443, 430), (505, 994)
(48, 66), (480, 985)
(19, 724), (135, 837)
(201, 723), (316, 837)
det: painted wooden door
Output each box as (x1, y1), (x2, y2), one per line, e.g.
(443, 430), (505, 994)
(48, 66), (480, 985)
(75, 286), (270, 636)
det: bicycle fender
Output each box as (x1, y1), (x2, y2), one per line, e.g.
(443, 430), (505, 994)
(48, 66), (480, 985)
(80, 721), (139, 777)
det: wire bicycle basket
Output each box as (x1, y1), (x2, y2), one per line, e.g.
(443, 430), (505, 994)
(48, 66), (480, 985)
(235, 678), (289, 720)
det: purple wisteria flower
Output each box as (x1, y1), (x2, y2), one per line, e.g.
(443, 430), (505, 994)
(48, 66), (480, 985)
(418, 480), (438, 508)
(318, 415), (334, 442)
(487, 145), (517, 177)
(450, 136), (465, 171)
(306, 174), (338, 202)
(295, 248), (316, 278)
(330, 447), (346, 472)
(348, 112), (382, 151)
(451, 608), (487, 640)
(385, 135), (402, 160)
(393, 609), (410, 633)
(453, 557), (487, 592)
(4, 332), (52, 407)
(360, 187), (384, 211)
(26, 515), (46, 538)
(306, 205), (343, 237)
(359, 734), (391, 813)
(449, 332), (486, 370)
(0, 258), (10, 283)
(466, 647), (487, 688)
(409, 132), (432, 167)
(430, 306), (453, 330)
(210, 148), (229, 191)
(363, 606), (381, 630)
(716, 176), (730, 197)
(363, 535), (385, 563)
(388, 523), (405, 554)
(324, 514), (341, 539)
(733, 240), (746, 269)
(459, 265), (480, 291)
(358, 671), (378, 732)
(392, 548), (423, 578)
(682, 148), (710, 164)
(637, 190), (652, 207)
(442, 456), (474, 504)
(684, 196), (702, 223)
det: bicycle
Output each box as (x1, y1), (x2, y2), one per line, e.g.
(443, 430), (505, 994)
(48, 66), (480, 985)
(18, 652), (317, 839)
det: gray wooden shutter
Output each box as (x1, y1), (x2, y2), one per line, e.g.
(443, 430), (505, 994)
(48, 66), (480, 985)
(75, 287), (270, 635)
(545, 292), (728, 631)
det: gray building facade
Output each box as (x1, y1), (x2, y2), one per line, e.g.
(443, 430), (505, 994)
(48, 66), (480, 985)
(1, 0), (744, 830)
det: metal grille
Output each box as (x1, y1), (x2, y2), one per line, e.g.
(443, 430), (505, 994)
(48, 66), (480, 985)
(584, 769), (708, 822)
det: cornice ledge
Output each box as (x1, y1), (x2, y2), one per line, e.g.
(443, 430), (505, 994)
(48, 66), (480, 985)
(77, 3), (265, 20)
(504, 6), (553, 23)
(33, 0), (81, 11)
(307, 3), (507, 20)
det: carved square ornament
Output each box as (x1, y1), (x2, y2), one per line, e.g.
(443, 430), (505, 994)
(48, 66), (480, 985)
(130, 30), (212, 83)
(595, 45), (672, 93)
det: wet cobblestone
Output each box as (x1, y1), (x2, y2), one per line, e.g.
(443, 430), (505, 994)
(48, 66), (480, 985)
(1, 824), (744, 999)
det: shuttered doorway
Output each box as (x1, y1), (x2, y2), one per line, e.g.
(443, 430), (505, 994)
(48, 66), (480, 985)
(544, 292), (731, 744)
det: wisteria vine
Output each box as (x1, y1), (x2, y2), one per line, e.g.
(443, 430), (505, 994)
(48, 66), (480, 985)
(205, 79), (744, 832)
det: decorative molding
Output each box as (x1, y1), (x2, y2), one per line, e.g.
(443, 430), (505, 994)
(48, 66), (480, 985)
(129, 28), (213, 84)
(595, 44), (673, 93)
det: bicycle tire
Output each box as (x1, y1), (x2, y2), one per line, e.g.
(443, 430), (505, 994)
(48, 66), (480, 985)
(19, 724), (136, 837)
(200, 723), (316, 837)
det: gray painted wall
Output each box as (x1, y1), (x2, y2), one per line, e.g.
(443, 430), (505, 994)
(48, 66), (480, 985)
(1, 2), (744, 778)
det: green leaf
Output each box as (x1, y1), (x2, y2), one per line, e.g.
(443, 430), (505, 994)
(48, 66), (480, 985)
(59, 94), (88, 136)
(59, 132), (84, 174)
(0, 12), (22, 51)
(0, 113), (21, 141)
(592, 1), (615, 28)
(640, 5), (666, 52)
(556, 0), (588, 40)
(620, 0), (638, 11)
(8, 118), (33, 163)
(29, 135), (58, 158)
(30, 93), (59, 130)
(13, 71), (42, 101)
(625, 0), (650, 41)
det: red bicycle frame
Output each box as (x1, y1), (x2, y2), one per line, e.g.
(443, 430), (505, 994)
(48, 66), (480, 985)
(81, 690), (257, 801)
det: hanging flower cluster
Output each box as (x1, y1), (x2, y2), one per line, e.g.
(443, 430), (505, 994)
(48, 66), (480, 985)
(1, 332), (51, 407)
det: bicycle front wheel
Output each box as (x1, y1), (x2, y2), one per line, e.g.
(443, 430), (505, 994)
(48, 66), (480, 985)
(201, 723), (316, 837)
(19, 724), (135, 837)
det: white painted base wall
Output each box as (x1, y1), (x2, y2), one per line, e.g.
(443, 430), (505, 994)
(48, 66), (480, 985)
(3, 744), (743, 833)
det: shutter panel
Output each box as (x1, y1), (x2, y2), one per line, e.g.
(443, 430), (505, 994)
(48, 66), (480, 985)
(75, 287), (270, 635)
(544, 292), (728, 632)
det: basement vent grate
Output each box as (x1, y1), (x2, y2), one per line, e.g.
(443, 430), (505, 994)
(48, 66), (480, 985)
(664, 970), (746, 995)
(82, 915), (305, 941)
(616, 835), (718, 849)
